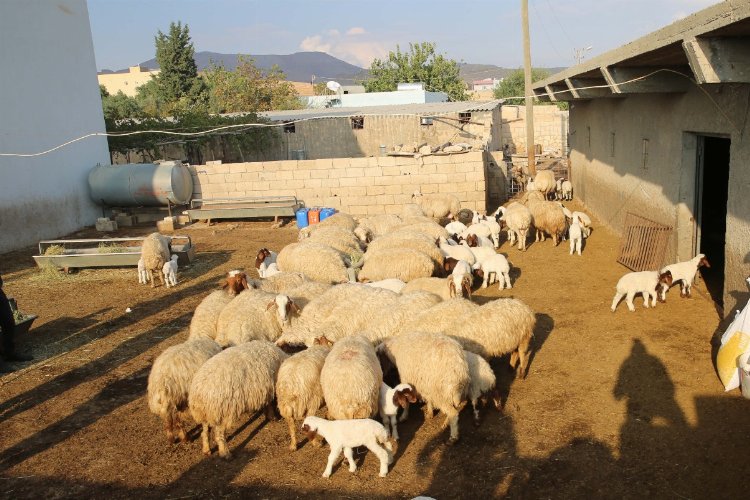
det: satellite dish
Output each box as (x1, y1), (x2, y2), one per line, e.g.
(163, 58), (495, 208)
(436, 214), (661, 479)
(326, 81), (341, 92)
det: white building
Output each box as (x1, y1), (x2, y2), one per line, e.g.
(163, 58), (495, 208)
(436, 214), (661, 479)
(0, 0), (110, 253)
(472, 78), (502, 91)
(302, 83), (448, 109)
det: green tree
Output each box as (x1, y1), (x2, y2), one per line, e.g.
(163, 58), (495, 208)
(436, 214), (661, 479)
(153, 21), (207, 114)
(102, 90), (142, 121)
(493, 68), (550, 105)
(363, 42), (467, 101)
(204, 56), (302, 113)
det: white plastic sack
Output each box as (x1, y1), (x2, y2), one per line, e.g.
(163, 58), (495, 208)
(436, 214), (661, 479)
(717, 302), (750, 391)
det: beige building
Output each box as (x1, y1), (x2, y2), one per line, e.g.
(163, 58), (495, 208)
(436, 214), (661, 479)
(97, 65), (159, 96)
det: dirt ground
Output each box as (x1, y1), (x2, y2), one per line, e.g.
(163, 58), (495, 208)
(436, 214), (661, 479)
(1, 200), (748, 499)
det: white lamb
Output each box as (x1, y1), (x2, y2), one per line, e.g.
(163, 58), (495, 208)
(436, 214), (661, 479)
(611, 270), (674, 312)
(444, 221), (468, 237)
(479, 218), (502, 248)
(137, 258), (148, 285)
(464, 350), (501, 426)
(659, 254), (711, 300)
(572, 211), (592, 237)
(255, 248), (278, 278)
(438, 237), (477, 267)
(562, 179), (573, 201)
(162, 255), (179, 287)
(379, 382), (417, 440)
(450, 260), (473, 298)
(569, 220), (583, 256)
(473, 254), (512, 289)
(302, 416), (393, 478)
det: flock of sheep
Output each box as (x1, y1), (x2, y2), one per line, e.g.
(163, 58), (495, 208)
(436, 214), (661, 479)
(142, 167), (709, 478)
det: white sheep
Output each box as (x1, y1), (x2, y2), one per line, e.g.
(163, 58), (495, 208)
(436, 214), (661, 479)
(356, 214), (403, 240)
(301, 416), (393, 478)
(276, 340), (331, 451)
(396, 220), (451, 241)
(473, 254), (512, 289)
(189, 340), (288, 459)
(438, 237), (477, 267)
(402, 203), (425, 217)
(460, 233), (495, 249)
(358, 247), (435, 283)
(411, 190), (461, 219)
(450, 260), (473, 298)
(562, 179), (573, 201)
(659, 254), (710, 300)
(379, 382), (417, 440)
(611, 270), (674, 312)
(320, 335), (382, 420)
(216, 291), (301, 347)
(277, 241), (351, 285)
(524, 199), (568, 246)
(569, 220), (583, 256)
(571, 211), (592, 237)
(255, 271), (308, 294)
(299, 212), (357, 238)
(254, 248), (278, 278)
(141, 232), (171, 287)
(451, 298), (536, 378)
(555, 178), (564, 200)
(378, 331), (470, 444)
(137, 258), (148, 285)
(365, 231), (444, 275)
(188, 289), (237, 340)
(480, 218), (502, 248)
(534, 170), (557, 199)
(401, 277), (454, 301)
(464, 350), (501, 426)
(147, 337), (222, 443)
(162, 254), (179, 287)
(444, 221), (468, 236)
(359, 290), (443, 344)
(394, 297), (479, 336)
(465, 245), (498, 267)
(307, 226), (364, 255)
(364, 278), (407, 294)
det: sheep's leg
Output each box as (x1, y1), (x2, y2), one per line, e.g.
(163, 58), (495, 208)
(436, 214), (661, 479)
(390, 415), (399, 441)
(576, 239), (582, 256)
(472, 398), (481, 426)
(148, 269), (155, 288)
(625, 292), (637, 311)
(509, 349), (519, 369)
(323, 445), (343, 477)
(423, 402), (435, 419)
(174, 413), (187, 442)
(286, 417), (298, 451)
(200, 423), (211, 456)
(398, 403), (410, 423)
(481, 273), (489, 288)
(164, 414), (175, 443)
(686, 283), (692, 298)
(569, 238), (575, 255)
(444, 410), (460, 445)
(264, 404), (276, 422)
(365, 442), (391, 477)
(649, 290), (658, 308)
(503, 272), (512, 289)
(517, 335), (532, 379)
(343, 447), (357, 473)
(641, 291), (650, 309)
(215, 425), (231, 460)
(611, 292), (625, 312)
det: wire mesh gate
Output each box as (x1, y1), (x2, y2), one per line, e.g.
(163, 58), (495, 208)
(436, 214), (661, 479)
(616, 212), (673, 271)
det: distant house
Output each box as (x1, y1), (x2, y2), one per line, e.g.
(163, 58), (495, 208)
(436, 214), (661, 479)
(302, 82), (449, 109)
(533, 1), (750, 315)
(472, 78), (502, 91)
(0, 0), (110, 253)
(98, 65), (159, 97)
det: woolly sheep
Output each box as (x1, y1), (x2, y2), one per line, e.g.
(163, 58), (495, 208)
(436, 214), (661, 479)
(401, 277), (454, 301)
(519, 189), (545, 204)
(189, 340), (288, 459)
(299, 212), (357, 238)
(141, 232), (171, 287)
(365, 231), (444, 274)
(438, 237), (477, 267)
(276, 284), (401, 347)
(277, 242), (350, 285)
(378, 331), (470, 443)
(611, 270), (673, 312)
(137, 258), (148, 285)
(379, 382), (417, 440)
(394, 298), (479, 336)
(307, 226), (364, 255)
(464, 350), (501, 425)
(320, 335), (383, 420)
(301, 416), (393, 478)
(276, 341), (331, 450)
(449, 260), (473, 299)
(572, 212), (592, 237)
(363, 278), (407, 294)
(147, 337), (222, 443)
(473, 254), (512, 289)
(534, 170), (557, 199)
(402, 203), (425, 217)
(396, 220), (451, 241)
(255, 271), (308, 294)
(359, 290), (443, 344)
(358, 248), (435, 283)
(499, 203), (532, 251)
(357, 214), (403, 240)
(569, 220), (583, 256)
(444, 221), (468, 236)
(162, 255), (179, 287)
(216, 291), (302, 347)
(189, 289), (237, 340)
(411, 190), (461, 219)
(525, 199), (568, 246)
(561, 179), (573, 201)
(659, 254), (711, 300)
(451, 298), (536, 378)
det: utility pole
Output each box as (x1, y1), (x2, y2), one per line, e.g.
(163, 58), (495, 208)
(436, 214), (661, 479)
(521, 0), (536, 176)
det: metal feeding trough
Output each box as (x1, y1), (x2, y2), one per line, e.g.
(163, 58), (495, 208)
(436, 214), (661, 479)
(32, 235), (195, 270)
(186, 195), (303, 223)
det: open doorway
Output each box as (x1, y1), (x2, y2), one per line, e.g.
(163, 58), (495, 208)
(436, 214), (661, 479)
(695, 135), (730, 309)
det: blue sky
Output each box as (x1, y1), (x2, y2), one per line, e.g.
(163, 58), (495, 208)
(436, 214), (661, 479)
(88, 0), (718, 73)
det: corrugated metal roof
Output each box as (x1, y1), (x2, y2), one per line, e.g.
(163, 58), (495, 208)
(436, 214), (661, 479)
(257, 100), (503, 122)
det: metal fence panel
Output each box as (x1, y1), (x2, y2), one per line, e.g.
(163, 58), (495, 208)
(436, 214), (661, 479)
(617, 212), (673, 271)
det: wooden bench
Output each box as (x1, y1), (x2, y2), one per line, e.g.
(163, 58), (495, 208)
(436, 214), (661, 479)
(185, 196), (303, 224)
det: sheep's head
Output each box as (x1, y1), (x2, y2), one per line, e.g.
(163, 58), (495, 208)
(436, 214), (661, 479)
(393, 384), (418, 408)
(354, 226), (372, 244)
(443, 257), (459, 277)
(658, 270), (673, 287)
(698, 254), (711, 268)
(465, 234), (479, 247)
(301, 418), (319, 441)
(266, 295), (300, 325)
(222, 271), (249, 295)
(313, 335), (333, 348)
(255, 248), (271, 269)
(450, 233), (461, 245)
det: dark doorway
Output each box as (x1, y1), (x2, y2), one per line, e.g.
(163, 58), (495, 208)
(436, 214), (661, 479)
(696, 136), (730, 309)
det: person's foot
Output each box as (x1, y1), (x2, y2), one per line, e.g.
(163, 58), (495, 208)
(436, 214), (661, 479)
(3, 352), (33, 362)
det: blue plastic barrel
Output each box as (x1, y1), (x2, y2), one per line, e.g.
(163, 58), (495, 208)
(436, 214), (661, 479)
(296, 208), (310, 228)
(320, 207), (335, 221)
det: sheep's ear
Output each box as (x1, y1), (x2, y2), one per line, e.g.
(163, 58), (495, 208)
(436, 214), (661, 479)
(240, 276), (249, 289)
(290, 300), (301, 314)
(403, 387), (418, 403)
(221, 280), (229, 290)
(266, 300), (276, 311)
(448, 280), (456, 297)
(462, 277), (472, 298)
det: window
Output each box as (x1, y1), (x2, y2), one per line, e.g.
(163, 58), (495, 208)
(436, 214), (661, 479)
(458, 112), (471, 124)
(283, 122), (295, 134)
(351, 116), (364, 129)
(420, 117), (433, 126)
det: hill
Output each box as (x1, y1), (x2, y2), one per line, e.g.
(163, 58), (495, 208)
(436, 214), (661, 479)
(460, 63), (567, 82)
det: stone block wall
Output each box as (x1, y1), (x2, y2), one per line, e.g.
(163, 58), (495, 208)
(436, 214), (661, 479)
(501, 105), (569, 155)
(189, 151), (488, 216)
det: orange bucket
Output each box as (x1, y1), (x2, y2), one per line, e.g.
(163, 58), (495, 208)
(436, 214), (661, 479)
(308, 208), (321, 225)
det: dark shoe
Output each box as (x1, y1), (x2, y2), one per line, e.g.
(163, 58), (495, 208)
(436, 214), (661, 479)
(4, 352), (33, 362)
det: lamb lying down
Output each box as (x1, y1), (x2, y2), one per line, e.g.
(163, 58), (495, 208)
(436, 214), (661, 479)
(302, 416), (393, 477)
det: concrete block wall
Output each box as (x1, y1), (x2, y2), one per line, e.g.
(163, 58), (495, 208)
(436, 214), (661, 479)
(190, 151), (488, 216)
(501, 105), (569, 155)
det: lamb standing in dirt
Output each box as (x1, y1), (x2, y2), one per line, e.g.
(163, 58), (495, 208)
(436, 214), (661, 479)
(659, 254), (711, 300)
(611, 270), (673, 312)
(301, 416), (393, 478)
(147, 337), (222, 443)
(189, 340), (288, 459)
(162, 255), (179, 287)
(141, 232), (170, 287)
(464, 350), (501, 426)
